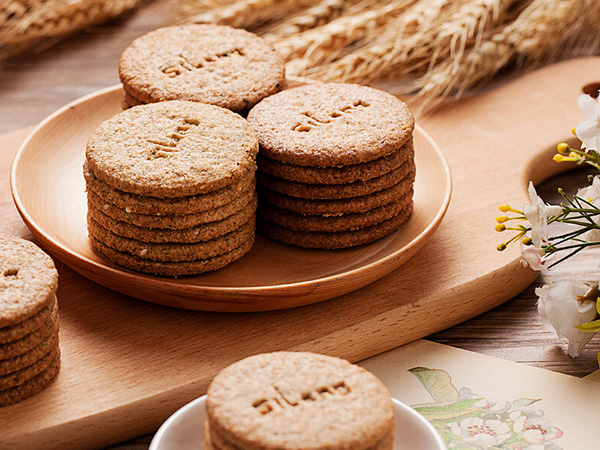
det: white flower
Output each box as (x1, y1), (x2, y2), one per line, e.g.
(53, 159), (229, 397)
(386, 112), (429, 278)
(575, 176), (600, 242)
(535, 280), (598, 357)
(520, 245), (545, 271)
(513, 415), (563, 444)
(575, 94), (600, 152)
(449, 417), (511, 447)
(523, 182), (563, 247)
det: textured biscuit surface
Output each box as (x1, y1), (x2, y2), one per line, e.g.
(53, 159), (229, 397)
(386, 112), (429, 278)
(257, 140), (413, 185)
(0, 326), (59, 376)
(258, 171), (415, 215)
(0, 353), (60, 407)
(88, 197), (257, 243)
(0, 345), (59, 391)
(206, 351), (394, 450)
(85, 163), (255, 216)
(87, 187), (254, 230)
(0, 235), (58, 328)
(119, 24), (285, 112)
(0, 307), (58, 360)
(85, 101), (258, 198)
(258, 160), (414, 200)
(259, 191), (412, 232)
(258, 202), (413, 249)
(247, 83), (414, 167)
(88, 216), (255, 262)
(0, 296), (55, 344)
(91, 235), (255, 276)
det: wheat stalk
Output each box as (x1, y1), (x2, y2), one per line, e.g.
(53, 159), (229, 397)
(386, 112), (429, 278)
(181, 0), (323, 30)
(272, 0), (416, 76)
(301, 0), (457, 81)
(262, 0), (348, 37)
(0, 0), (140, 57)
(414, 0), (596, 109)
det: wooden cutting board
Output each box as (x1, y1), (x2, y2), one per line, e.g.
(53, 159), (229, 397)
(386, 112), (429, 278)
(1, 58), (598, 449)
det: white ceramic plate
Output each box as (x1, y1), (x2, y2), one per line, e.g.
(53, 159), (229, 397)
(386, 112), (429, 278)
(150, 395), (446, 450)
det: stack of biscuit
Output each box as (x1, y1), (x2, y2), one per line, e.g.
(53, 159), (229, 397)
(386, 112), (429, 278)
(0, 234), (60, 407)
(118, 24), (285, 114)
(204, 351), (394, 449)
(247, 83), (415, 249)
(84, 100), (259, 277)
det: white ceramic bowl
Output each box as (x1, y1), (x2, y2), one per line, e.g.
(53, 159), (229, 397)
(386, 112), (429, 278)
(150, 395), (446, 450)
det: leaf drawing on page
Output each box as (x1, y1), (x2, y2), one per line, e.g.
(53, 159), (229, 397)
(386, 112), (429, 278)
(409, 367), (564, 449)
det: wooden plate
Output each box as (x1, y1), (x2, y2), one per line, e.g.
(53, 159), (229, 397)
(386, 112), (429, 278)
(10, 85), (451, 312)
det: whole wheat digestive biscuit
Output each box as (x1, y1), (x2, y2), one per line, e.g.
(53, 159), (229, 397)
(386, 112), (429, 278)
(259, 191), (413, 233)
(0, 234), (58, 328)
(85, 100), (258, 198)
(87, 196), (257, 244)
(123, 89), (144, 108)
(0, 345), (59, 391)
(257, 139), (413, 185)
(0, 326), (58, 376)
(0, 306), (58, 360)
(257, 159), (415, 200)
(206, 352), (394, 450)
(247, 82), (414, 167)
(0, 295), (55, 344)
(258, 202), (413, 249)
(206, 419), (393, 450)
(258, 171), (415, 216)
(118, 24), (285, 113)
(88, 216), (255, 262)
(84, 163), (256, 216)
(91, 235), (254, 277)
(0, 353), (60, 407)
(87, 187), (255, 230)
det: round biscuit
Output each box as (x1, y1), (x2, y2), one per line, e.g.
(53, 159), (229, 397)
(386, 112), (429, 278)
(247, 83), (414, 166)
(91, 235), (255, 277)
(257, 159), (414, 200)
(0, 295), (55, 344)
(87, 187), (254, 230)
(85, 100), (258, 198)
(206, 351), (394, 450)
(84, 163), (256, 216)
(258, 191), (413, 232)
(0, 353), (60, 407)
(258, 202), (413, 249)
(0, 345), (59, 391)
(0, 326), (59, 376)
(88, 216), (255, 262)
(258, 170), (415, 215)
(0, 235), (58, 328)
(123, 89), (144, 108)
(257, 139), (413, 185)
(87, 197), (257, 244)
(0, 306), (58, 360)
(118, 24), (285, 113)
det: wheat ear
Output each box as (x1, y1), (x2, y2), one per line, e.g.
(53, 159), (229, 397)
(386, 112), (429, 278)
(0, 0), (140, 58)
(273, 0), (416, 76)
(416, 0), (595, 109)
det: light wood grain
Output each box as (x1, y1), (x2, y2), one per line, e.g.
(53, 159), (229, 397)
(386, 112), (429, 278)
(1, 59), (599, 449)
(2, 5), (600, 448)
(11, 89), (450, 311)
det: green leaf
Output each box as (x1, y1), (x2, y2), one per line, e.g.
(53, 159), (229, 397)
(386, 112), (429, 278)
(576, 320), (600, 332)
(596, 298), (600, 316)
(409, 367), (460, 402)
(510, 398), (541, 409)
(413, 399), (486, 422)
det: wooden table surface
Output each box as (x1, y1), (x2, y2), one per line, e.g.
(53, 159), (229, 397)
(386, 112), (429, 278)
(2, 3), (600, 449)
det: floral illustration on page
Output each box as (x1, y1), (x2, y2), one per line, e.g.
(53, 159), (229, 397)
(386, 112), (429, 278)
(409, 367), (564, 449)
